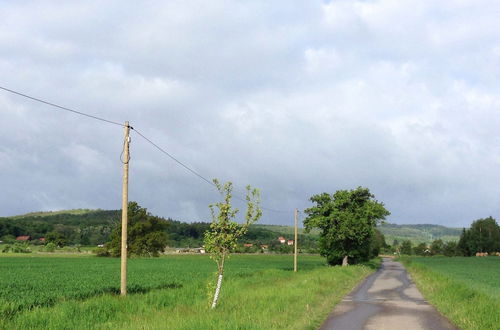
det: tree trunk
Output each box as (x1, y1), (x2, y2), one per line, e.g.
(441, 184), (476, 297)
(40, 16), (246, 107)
(342, 255), (348, 266)
(211, 273), (224, 309)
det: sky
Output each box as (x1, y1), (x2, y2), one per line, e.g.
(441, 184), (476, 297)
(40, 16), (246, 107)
(1, 0), (500, 228)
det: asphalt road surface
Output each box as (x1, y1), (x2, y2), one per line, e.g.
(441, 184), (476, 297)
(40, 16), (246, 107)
(320, 258), (458, 330)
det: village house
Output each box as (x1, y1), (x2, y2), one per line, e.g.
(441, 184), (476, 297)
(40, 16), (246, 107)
(243, 243), (253, 247)
(16, 235), (30, 241)
(287, 240), (294, 246)
(278, 236), (286, 244)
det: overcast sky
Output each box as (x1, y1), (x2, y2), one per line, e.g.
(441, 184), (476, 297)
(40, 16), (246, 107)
(1, 1), (500, 228)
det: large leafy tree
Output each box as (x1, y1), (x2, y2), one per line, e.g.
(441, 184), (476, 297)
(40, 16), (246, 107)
(107, 202), (168, 257)
(204, 179), (262, 308)
(304, 187), (390, 266)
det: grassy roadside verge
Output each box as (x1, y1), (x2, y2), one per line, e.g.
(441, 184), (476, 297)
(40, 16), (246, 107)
(0, 256), (378, 329)
(401, 257), (500, 330)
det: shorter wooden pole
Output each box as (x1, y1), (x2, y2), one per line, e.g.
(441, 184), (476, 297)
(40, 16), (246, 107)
(294, 208), (298, 272)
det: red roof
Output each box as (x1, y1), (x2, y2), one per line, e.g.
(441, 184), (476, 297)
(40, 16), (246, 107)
(16, 236), (31, 241)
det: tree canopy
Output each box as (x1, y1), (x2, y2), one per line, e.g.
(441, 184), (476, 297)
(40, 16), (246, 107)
(106, 202), (168, 257)
(457, 216), (500, 255)
(304, 187), (390, 265)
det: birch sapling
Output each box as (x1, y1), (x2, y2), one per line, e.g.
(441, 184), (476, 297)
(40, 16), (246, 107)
(204, 179), (262, 309)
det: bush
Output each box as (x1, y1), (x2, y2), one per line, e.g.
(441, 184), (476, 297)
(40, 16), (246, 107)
(1, 245), (11, 253)
(93, 247), (110, 257)
(11, 242), (31, 253)
(44, 242), (57, 252)
(442, 241), (458, 257)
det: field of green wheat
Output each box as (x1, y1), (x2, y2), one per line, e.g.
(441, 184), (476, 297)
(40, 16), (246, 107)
(0, 254), (376, 329)
(403, 256), (500, 330)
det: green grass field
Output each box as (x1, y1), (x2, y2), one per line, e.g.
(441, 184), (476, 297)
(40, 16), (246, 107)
(403, 257), (500, 330)
(0, 254), (377, 329)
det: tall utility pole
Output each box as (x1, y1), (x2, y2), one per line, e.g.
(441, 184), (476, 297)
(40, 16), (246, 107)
(294, 208), (298, 272)
(120, 121), (130, 296)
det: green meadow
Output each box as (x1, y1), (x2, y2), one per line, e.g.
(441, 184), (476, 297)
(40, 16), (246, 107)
(403, 257), (500, 330)
(0, 254), (377, 329)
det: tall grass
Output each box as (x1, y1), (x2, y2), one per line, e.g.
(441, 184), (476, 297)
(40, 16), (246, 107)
(402, 257), (500, 330)
(0, 255), (376, 329)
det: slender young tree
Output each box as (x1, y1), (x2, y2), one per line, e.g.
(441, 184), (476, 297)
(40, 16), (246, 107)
(204, 179), (262, 309)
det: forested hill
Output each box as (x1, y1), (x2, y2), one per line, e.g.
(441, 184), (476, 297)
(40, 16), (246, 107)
(1, 209), (463, 247)
(378, 223), (462, 244)
(0, 209), (318, 248)
(0, 210), (120, 246)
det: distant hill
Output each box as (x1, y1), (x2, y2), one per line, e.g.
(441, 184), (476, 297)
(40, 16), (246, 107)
(10, 209), (98, 219)
(254, 223), (463, 245)
(378, 223), (462, 245)
(1, 209), (463, 247)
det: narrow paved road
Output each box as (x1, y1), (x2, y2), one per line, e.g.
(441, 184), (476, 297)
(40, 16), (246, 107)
(320, 258), (458, 330)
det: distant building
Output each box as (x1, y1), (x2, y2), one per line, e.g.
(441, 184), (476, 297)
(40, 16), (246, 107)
(243, 243), (253, 247)
(16, 236), (30, 241)
(287, 240), (294, 246)
(260, 244), (269, 249)
(175, 247), (205, 254)
(278, 236), (286, 244)
(39, 238), (45, 243)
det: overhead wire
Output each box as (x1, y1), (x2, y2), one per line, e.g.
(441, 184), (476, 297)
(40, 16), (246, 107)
(1, 85), (293, 214)
(132, 128), (216, 187)
(132, 128), (292, 214)
(0, 86), (124, 127)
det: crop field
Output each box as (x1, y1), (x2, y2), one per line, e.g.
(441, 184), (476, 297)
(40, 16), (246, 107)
(403, 257), (500, 330)
(0, 254), (376, 329)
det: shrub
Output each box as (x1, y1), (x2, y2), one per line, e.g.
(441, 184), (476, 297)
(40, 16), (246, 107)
(44, 242), (57, 252)
(93, 247), (110, 257)
(11, 242), (31, 253)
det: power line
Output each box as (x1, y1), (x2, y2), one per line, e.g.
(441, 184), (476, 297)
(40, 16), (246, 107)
(132, 128), (216, 187)
(1, 85), (292, 214)
(132, 128), (292, 214)
(0, 86), (124, 127)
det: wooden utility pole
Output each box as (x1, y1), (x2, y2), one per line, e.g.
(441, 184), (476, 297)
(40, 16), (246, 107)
(120, 121), (130, 296)
(294, 208), (298, 272)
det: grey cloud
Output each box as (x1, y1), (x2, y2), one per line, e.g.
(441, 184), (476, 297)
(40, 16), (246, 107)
(2, 1), (500, 227)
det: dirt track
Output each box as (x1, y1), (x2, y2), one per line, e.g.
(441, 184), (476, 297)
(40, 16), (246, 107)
(319, 258), (458, 330)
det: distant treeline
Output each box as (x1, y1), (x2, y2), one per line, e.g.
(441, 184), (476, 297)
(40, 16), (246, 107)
(393, 217), (500, 256)
(0, 210), (319, 251)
